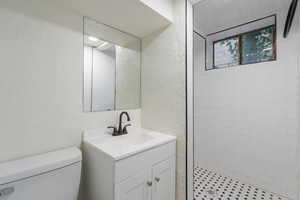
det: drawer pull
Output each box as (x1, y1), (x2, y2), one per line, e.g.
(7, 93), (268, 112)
(155, 177), (160, 182)
(147, 181), (152, 186)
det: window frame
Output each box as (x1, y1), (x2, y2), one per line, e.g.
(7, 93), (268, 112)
(212, 25), (277, 70)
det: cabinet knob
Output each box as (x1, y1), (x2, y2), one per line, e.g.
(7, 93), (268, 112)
(147, 181), (153, 186)
(155, 177), (160, 182)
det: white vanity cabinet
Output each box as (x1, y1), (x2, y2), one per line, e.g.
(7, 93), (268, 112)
(115, 147), (176, 200)
(83, 128), (176, 200)
(152, 158), (175, 200)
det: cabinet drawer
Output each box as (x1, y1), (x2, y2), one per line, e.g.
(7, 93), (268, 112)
(115, 141), (176, 183)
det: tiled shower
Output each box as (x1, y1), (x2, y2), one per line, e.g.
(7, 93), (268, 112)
(191, 0), (299, 200)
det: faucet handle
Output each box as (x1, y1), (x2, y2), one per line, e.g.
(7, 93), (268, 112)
(122, 124), (131, 134)
(107, 126), (118, 136)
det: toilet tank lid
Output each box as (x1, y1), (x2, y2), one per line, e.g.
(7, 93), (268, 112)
(0, 147), (82, 185)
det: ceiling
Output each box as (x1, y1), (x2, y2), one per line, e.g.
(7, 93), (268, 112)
(193, 0), (292, 35)
(49, 0), (172, 38)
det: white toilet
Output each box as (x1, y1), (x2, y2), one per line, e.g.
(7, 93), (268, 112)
(0, 147), (82, 200)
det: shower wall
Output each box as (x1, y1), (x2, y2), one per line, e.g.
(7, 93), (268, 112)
(193, 0), (299, 199)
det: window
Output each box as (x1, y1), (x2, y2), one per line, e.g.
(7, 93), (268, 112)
(212, 25), (276, 69)
(241, 26), (275, 64)
(213, 37), (240, 68)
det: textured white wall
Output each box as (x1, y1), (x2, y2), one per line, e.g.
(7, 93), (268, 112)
(141, 0), (186, 199)
(0, 0), (141, 165)
(193, 1), (299, 199)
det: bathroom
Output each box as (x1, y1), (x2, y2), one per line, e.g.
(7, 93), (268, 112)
(0, 0), (299, 200)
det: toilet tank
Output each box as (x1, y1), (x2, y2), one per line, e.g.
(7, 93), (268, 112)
(0, 147), (82, 200)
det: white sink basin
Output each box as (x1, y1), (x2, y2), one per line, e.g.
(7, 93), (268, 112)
(103, 132), (155, 146)
(83, 127), (176, 160)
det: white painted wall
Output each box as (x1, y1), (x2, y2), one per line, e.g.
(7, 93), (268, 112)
(84, 46), (116, 112)
(193, 32), (205, 168)
(187, 1), (194, 200)
(193, 0), (299, 199)
(116, 46), (141, 110)
(0, 0), (141, 168)
(84, 46), (93, 112)
(141, 0), (186, 199)
(92, 48), (116, 111)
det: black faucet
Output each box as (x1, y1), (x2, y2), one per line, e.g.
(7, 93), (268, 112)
(118, 111), (131, 134)
(107, 111), (131, 136)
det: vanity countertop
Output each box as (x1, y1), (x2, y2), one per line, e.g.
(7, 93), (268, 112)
(83, 127), (176, 161)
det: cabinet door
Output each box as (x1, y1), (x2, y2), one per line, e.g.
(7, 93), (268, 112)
(152, 157), (176, 200)
(115, 170), (151, 200)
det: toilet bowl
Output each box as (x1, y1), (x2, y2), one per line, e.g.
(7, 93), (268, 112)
(0, 147), (82, 200)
